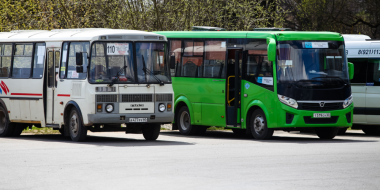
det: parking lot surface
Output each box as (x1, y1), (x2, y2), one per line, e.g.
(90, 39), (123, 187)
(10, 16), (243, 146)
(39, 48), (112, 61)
(0, 130), (379, 190)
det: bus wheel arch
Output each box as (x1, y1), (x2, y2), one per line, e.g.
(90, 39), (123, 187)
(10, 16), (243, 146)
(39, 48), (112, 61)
(246, 103), (273, 140)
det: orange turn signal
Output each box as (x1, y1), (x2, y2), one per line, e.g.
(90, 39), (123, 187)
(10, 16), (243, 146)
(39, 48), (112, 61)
(167, 104), (172, 109)
(97, 104), (102, 109)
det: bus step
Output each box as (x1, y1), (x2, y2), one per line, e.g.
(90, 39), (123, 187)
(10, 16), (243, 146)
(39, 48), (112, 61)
(46, 124), (60, 129)
(226, 124), (241, 128)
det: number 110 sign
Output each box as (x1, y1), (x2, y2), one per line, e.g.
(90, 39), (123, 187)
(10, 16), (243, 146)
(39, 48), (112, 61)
(107, 43), (129, 55)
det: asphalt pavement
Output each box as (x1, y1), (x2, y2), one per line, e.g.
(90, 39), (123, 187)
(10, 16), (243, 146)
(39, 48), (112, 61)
(0, 130), (379, 190)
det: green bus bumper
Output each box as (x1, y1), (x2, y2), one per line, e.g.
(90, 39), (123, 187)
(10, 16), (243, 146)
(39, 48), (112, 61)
(273, 103), (354, 128)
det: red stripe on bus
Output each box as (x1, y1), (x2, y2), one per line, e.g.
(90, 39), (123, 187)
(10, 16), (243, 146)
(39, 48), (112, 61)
(11, 93), (42, 96)
(57, 94), (70, 97)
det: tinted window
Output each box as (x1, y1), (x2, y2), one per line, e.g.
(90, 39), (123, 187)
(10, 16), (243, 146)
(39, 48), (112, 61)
(169, 40), (181, 77)
(0, 44), (12, 78)
(60, 42), (68, 79)
(348, 58), (367, 84)
(12, 44), (33, 78)
(367, 58), (380, 86)
(32, 43), (45, 78)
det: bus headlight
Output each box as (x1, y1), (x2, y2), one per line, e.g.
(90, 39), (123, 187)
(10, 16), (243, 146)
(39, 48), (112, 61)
(158, 103), (166, 112)
(278, 94), (298, 109)
(343, 95), (353, 108)
(106, 104), (114, 113)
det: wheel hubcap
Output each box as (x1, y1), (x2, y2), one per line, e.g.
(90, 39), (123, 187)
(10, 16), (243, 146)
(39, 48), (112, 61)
(253, 115), (265, 135)
(180, 111), (190, 131)
(70, 113), (79, 137)
(0, 111), (5, 134)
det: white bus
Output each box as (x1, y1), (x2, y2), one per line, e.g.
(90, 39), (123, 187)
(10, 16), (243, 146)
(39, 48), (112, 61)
(0, 29), (174, 141)
(343, 34), (380, 135)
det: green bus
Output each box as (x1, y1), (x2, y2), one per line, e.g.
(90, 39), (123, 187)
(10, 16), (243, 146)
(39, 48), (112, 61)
(155, 27), (354, 140)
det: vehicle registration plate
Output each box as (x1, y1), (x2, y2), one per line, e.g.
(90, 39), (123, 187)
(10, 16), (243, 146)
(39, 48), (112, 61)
(129, 118), (148, 122)
(313, 113), (331, 118)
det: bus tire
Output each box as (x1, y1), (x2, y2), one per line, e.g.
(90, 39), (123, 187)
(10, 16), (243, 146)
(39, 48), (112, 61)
(142, 124), (161, 140)
(68, 108), (87, 142)
(249, 109), (273, 140)
(337, 127), (348, 135)
(362, 126), (380, 135)
(0, 106), (14, 137)
(315, 127), (339, 139)
(177, 106), (198, 135)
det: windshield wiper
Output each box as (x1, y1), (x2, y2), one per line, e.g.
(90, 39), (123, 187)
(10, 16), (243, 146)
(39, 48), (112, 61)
(142, 55), (164, 86)
(108, 65), (127, 87)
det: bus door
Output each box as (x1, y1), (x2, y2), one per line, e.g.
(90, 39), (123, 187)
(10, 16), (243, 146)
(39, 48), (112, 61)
(45, 48), (61, 124)
(226, 48), (243, 127)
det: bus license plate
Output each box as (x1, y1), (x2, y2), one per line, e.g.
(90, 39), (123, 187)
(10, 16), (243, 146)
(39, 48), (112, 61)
(129, 118), (148, 122)
(313, 113), (331, 118)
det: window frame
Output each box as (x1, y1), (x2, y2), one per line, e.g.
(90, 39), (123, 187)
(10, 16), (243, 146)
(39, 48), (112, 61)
(0, 43), (14, 78)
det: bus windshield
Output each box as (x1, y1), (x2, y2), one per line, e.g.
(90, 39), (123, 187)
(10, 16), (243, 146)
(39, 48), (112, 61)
(136, 42), (171, 83)
(89, 42), (170, 84)
(277, 41), (349, 89)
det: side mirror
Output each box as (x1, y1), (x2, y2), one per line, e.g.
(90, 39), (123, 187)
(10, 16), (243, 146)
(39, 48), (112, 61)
(76, 52), (88, 73)
(76, 52), (83, 65)
(170, 55), (176, 69)
(267, 37), (276, 62)
(348, 62), (354, 80)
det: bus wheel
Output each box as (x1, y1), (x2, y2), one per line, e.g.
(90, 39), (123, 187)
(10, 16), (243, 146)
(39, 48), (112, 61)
(315, 127), (339, 139)
(362, 126), (380, 135)
(337, 127), (348, 135)
(69, 108), (87, 142)
(0, 106), (14, 137)
(177, 106), (198, 135)
(250, 109), (273, 140)
(142, 124), (161, 140)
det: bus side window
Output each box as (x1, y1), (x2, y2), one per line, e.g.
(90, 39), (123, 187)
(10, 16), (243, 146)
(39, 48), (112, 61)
(203, 40), (226, 78)
(367, 58), (380, 86)
(60, 42), (69, 79)
(67, 42), (89, 79)
(169, 40), (181, 77)
(12, 44), (33, 78)
(0, 44), (12, 78)
(348, 58), (367, 84)
(245, 39), (272, 87)
(182, 40), (203, 78)
(32, 43), (46, 78)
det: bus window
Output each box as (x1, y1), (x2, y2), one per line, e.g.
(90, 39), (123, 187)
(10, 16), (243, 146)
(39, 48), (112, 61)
(169, 40), (181, 77)
(60, 42), (68, 79)
(245, 40), (272, 88)
(181, 41), (203, 77)
(32, 43), (45, 78)
(67, 42), (89, 79)
(0, 44), (12, 78)
(348, 58), (367, 84)
(12, 44), (33, 78)
(367, 58), (380, 86)
(203, 40), (226, 78)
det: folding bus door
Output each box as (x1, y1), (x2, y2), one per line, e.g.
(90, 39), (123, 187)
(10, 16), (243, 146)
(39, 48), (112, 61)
(45, 48), (60, 125)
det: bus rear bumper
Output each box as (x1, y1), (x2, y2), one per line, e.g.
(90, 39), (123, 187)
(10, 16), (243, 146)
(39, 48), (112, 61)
(87, 113), (174, 125)
(273, 103), (354, 128)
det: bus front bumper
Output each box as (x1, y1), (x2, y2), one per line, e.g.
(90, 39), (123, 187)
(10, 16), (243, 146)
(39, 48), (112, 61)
(87, 112), (174, 125)
(274, 103), (354, 128)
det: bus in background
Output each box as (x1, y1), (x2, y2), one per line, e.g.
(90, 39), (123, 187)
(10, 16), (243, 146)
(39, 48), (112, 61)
(156, 27), (354, 140)
(343, 34), (380, 135)
(0, 29), (174, 142)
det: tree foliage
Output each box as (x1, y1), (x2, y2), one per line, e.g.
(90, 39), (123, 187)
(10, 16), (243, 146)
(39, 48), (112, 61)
(0, 0), (284, 32)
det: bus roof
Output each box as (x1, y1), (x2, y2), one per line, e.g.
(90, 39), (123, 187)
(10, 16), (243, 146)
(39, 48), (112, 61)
(342, 34), (371, 41)
(0, 28), (166, 42)
(154, 31), (344, 41)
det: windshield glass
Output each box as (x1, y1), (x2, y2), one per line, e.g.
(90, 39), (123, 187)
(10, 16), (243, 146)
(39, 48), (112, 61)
(277, 41), (348, 89)
(89, 42), (135, 83)
(136, 42), (171, 83)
